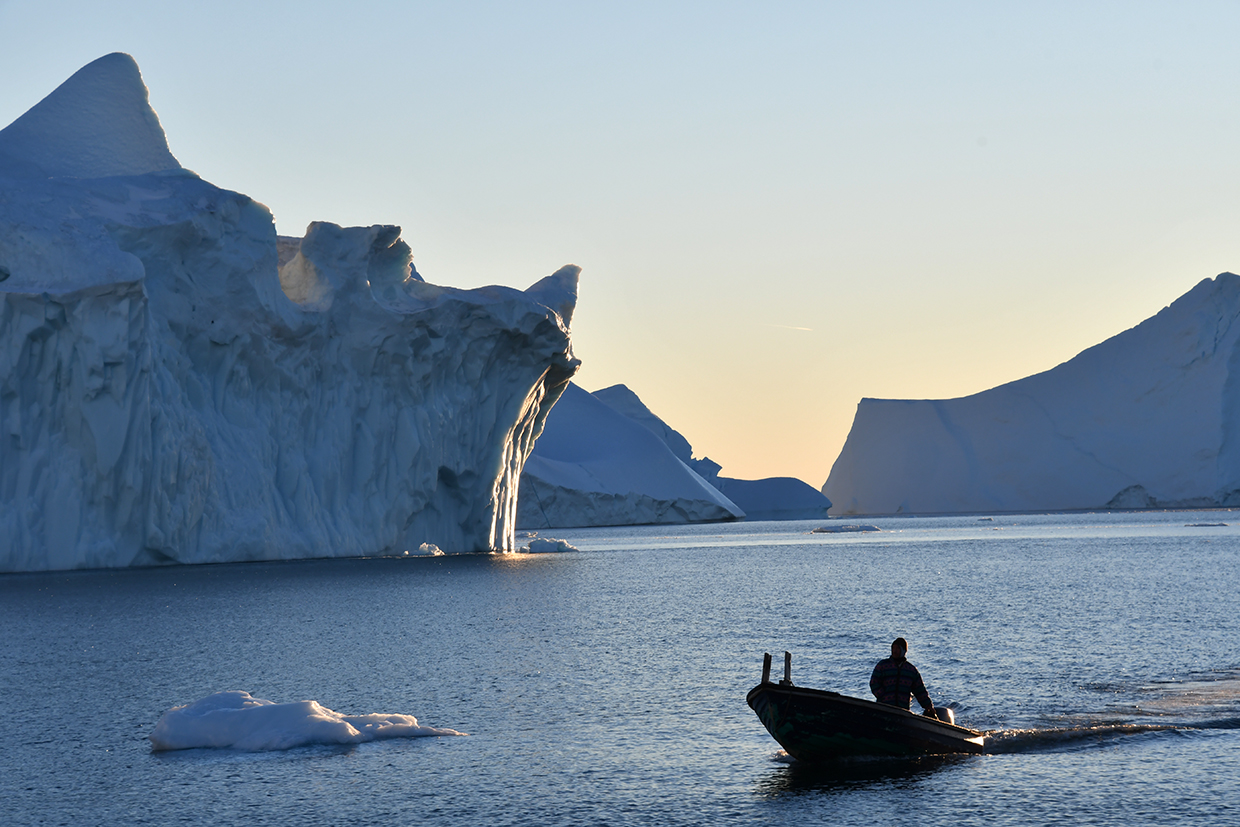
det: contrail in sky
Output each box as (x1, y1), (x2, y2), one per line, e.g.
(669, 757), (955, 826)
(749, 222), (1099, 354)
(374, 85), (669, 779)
(768, 324), (813, 332)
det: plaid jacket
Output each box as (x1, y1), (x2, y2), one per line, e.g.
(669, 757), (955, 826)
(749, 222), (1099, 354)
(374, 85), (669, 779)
(869, 656), (932, 710)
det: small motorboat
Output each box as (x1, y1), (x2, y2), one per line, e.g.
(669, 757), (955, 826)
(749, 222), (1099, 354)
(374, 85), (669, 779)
(747, 652), (986, 760)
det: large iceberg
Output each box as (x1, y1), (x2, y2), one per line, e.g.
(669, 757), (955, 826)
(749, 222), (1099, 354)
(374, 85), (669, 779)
(824, 274), (1240, 514)
(0, 54), (578, 571)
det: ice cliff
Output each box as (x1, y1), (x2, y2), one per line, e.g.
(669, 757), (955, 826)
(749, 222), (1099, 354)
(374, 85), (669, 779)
(824, 274), (1240, 514)
(518, 382), (831, 527)
(0, 54), (578, 571)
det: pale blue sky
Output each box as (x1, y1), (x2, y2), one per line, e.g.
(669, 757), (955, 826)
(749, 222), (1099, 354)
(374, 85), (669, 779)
(2, 1), (1238, 484)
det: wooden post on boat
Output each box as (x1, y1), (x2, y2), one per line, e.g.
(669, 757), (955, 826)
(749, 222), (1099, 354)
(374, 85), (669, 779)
(780, 651), (792, 686)
(762, 652), (772, 683)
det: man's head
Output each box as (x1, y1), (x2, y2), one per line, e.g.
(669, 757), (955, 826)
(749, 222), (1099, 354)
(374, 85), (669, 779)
(891, 637), (908, 658)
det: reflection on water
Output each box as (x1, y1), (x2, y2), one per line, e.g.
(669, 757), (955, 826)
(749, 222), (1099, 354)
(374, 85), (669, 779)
(756, 752), (975, 797)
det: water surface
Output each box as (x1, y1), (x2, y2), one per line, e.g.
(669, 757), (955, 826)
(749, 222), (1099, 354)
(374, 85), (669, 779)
(3, 511), (1238, 825)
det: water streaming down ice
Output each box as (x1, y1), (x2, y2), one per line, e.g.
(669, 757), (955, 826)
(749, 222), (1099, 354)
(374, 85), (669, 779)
(0, 54), (579, 571)
(149, 691), (465, 751)
(824, 274), (1240, 515)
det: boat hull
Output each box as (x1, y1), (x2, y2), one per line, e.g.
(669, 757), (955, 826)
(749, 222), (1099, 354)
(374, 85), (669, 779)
(747, 682), (985, 760)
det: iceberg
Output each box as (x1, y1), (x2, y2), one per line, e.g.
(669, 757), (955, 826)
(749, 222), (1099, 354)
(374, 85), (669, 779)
(710, 476), (833, 521)
(824, 274), (1240, 514)
(517, 382), (831, 527)
(591, 384), (831, 520)
(594, 383), (831, 521)
(517, 383), (743, 527)
(0, 54), (579, 571)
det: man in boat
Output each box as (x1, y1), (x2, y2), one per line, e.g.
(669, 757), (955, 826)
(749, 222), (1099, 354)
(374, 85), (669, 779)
(869, 637), (936, 716)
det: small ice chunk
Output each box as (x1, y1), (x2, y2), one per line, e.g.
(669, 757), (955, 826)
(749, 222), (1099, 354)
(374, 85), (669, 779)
(524, 537), (578, 553)
(150, 690), (465, 751)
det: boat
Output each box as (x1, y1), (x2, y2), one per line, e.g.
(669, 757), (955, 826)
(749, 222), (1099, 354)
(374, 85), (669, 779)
(747, 652), (986, 760)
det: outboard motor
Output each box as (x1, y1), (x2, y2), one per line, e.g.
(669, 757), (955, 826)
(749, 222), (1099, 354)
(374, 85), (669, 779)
(924, 706), (956, 725)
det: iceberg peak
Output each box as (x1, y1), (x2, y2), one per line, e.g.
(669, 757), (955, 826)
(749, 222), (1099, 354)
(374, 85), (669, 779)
(525, 264), (579, 329)
(0, 52), (181, 179)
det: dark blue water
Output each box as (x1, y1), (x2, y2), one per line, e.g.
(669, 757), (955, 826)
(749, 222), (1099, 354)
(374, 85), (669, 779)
(3, 512), (1238, 825)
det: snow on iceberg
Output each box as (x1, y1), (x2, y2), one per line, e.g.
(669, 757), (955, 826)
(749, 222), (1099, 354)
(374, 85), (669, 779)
(149, 691), (465, 752)
(0, 52), (180, 180)
(824, 274), (1240, 515)
(0, 54), (579, 571)
(517, 383), (744, 528)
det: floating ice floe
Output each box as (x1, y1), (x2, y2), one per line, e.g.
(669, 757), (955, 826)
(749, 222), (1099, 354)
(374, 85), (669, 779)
(149, 690), (465, 752)
(523, 537), (578, 553)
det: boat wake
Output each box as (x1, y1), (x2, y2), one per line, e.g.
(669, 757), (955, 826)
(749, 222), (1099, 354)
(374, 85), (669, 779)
(983, 722), (1179, 754)
(985, 671), (1240, 753)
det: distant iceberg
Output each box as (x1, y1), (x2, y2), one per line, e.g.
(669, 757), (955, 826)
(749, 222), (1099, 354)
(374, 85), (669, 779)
(517, 382), (831, 527)
(0, 54), (578, 571)
(589, 385), (831, 520)
(711, 476), (833, 522)
(517, 383), (743, 528)
(824, 274), (1240, 514)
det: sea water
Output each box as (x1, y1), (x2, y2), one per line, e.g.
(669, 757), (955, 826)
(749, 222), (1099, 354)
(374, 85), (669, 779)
(2, 511), (1238, 826)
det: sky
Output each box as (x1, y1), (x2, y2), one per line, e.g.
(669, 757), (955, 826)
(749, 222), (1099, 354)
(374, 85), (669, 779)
(2, 1), (1238, 487)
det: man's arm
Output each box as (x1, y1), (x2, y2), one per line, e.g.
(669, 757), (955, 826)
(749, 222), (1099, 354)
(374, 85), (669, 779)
(910, 666), (933, 711)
